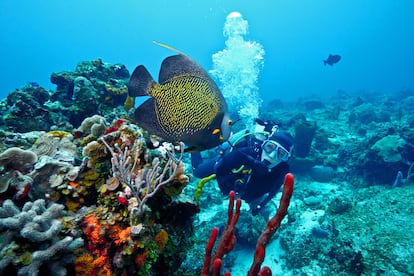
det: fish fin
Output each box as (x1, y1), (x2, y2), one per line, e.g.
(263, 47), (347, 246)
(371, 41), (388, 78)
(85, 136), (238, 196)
(128, 65), (155, 97)
(323, 60), (327, 65)
(153, 41), (187, 56)
(158, 55), (208, 84)
(134, 98), (167, 139)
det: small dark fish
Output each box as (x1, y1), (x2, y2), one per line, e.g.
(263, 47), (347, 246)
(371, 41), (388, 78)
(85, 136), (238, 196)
(324, 54), (341, 66)
(128, 43), (232, 151)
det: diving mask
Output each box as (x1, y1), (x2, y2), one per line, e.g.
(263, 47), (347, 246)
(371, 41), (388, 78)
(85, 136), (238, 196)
(261, 140), (291, 168)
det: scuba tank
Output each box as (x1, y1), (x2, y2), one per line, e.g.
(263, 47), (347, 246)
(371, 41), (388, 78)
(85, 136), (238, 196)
(215, 129), (248, 155)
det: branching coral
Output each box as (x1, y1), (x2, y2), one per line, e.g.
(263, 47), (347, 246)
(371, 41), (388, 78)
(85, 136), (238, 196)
(100, 136), (185, 216)
(0, 199), (83, 275)
(18, 236), (83, 276)
(0, 199), (63, 241)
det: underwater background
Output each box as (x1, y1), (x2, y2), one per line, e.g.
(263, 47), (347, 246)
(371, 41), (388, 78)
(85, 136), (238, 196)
(1, 0), (414, 101)
(1, 1), (414, 275)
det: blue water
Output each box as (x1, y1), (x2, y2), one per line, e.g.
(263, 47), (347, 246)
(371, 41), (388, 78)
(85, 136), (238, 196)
(1, 0), (414, 101)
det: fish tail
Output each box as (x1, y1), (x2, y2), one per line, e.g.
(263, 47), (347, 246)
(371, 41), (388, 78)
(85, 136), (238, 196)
(323, 60), (327, 65)
(153, 41), (187, 56)
(128, 65), (154, 97)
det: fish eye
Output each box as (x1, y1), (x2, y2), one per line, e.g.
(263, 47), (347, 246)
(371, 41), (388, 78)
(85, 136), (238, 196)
(228, 120), (232, 126)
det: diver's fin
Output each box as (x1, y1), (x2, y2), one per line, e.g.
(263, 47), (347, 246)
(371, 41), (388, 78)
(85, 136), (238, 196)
(158, 55), (208, 84)
(128, 65), (155, 97)
(153, 41), (187, 56)
(134, 98), (166, 139)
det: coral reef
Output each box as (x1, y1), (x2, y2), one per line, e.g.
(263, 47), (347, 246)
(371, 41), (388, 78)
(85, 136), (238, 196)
(2, 54), (414, 275)
(278, 185), (414, 275)
(0, 199), (83, 275)
(0, 59), (130, 133)
(0, 111), (198, 275)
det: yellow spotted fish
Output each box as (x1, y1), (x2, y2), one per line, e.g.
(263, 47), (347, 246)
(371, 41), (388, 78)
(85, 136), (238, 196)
(128, 43), (232, 151)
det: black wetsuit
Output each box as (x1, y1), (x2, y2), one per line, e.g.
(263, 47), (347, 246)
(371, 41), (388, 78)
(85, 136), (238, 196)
(192, 137), (289, 214)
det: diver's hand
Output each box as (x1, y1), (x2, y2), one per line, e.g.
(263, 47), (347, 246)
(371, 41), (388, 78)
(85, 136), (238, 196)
(251, 204), (262, 216)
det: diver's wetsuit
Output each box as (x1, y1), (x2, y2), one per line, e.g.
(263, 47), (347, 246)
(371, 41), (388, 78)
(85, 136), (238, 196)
(192, 139), (289, 213)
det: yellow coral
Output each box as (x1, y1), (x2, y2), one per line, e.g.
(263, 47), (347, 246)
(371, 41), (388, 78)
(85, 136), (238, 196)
(75, 253), (94, 275)
(154, 229), (169, 250)
(65, 200), (80, 213)
(164, 161), (190, 196)
(80, 169), (105, 188)
(82, 170), (101, 182)
(82, 141), (108, 168)
(105, 83), (128, 95)
(123, 95), (135, 111)
(47, 130), (71, 139)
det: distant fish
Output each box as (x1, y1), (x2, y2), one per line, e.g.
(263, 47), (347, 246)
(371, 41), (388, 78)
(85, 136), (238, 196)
(128, 43), (232, 151)
(324, 54), (341, 66)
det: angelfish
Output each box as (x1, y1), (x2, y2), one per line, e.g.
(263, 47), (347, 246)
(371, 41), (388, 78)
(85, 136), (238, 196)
(128, 42), (232, 151)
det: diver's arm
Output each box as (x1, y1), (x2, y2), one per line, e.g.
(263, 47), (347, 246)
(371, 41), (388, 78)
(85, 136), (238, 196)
(214, 150), (248, 175)
(259, 190), (277, 209)
(254, 165), (290, 213)
(251, 184), (278, 216)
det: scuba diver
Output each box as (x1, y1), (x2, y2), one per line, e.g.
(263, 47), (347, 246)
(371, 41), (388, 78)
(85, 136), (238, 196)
(191, 119), (294, 216)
